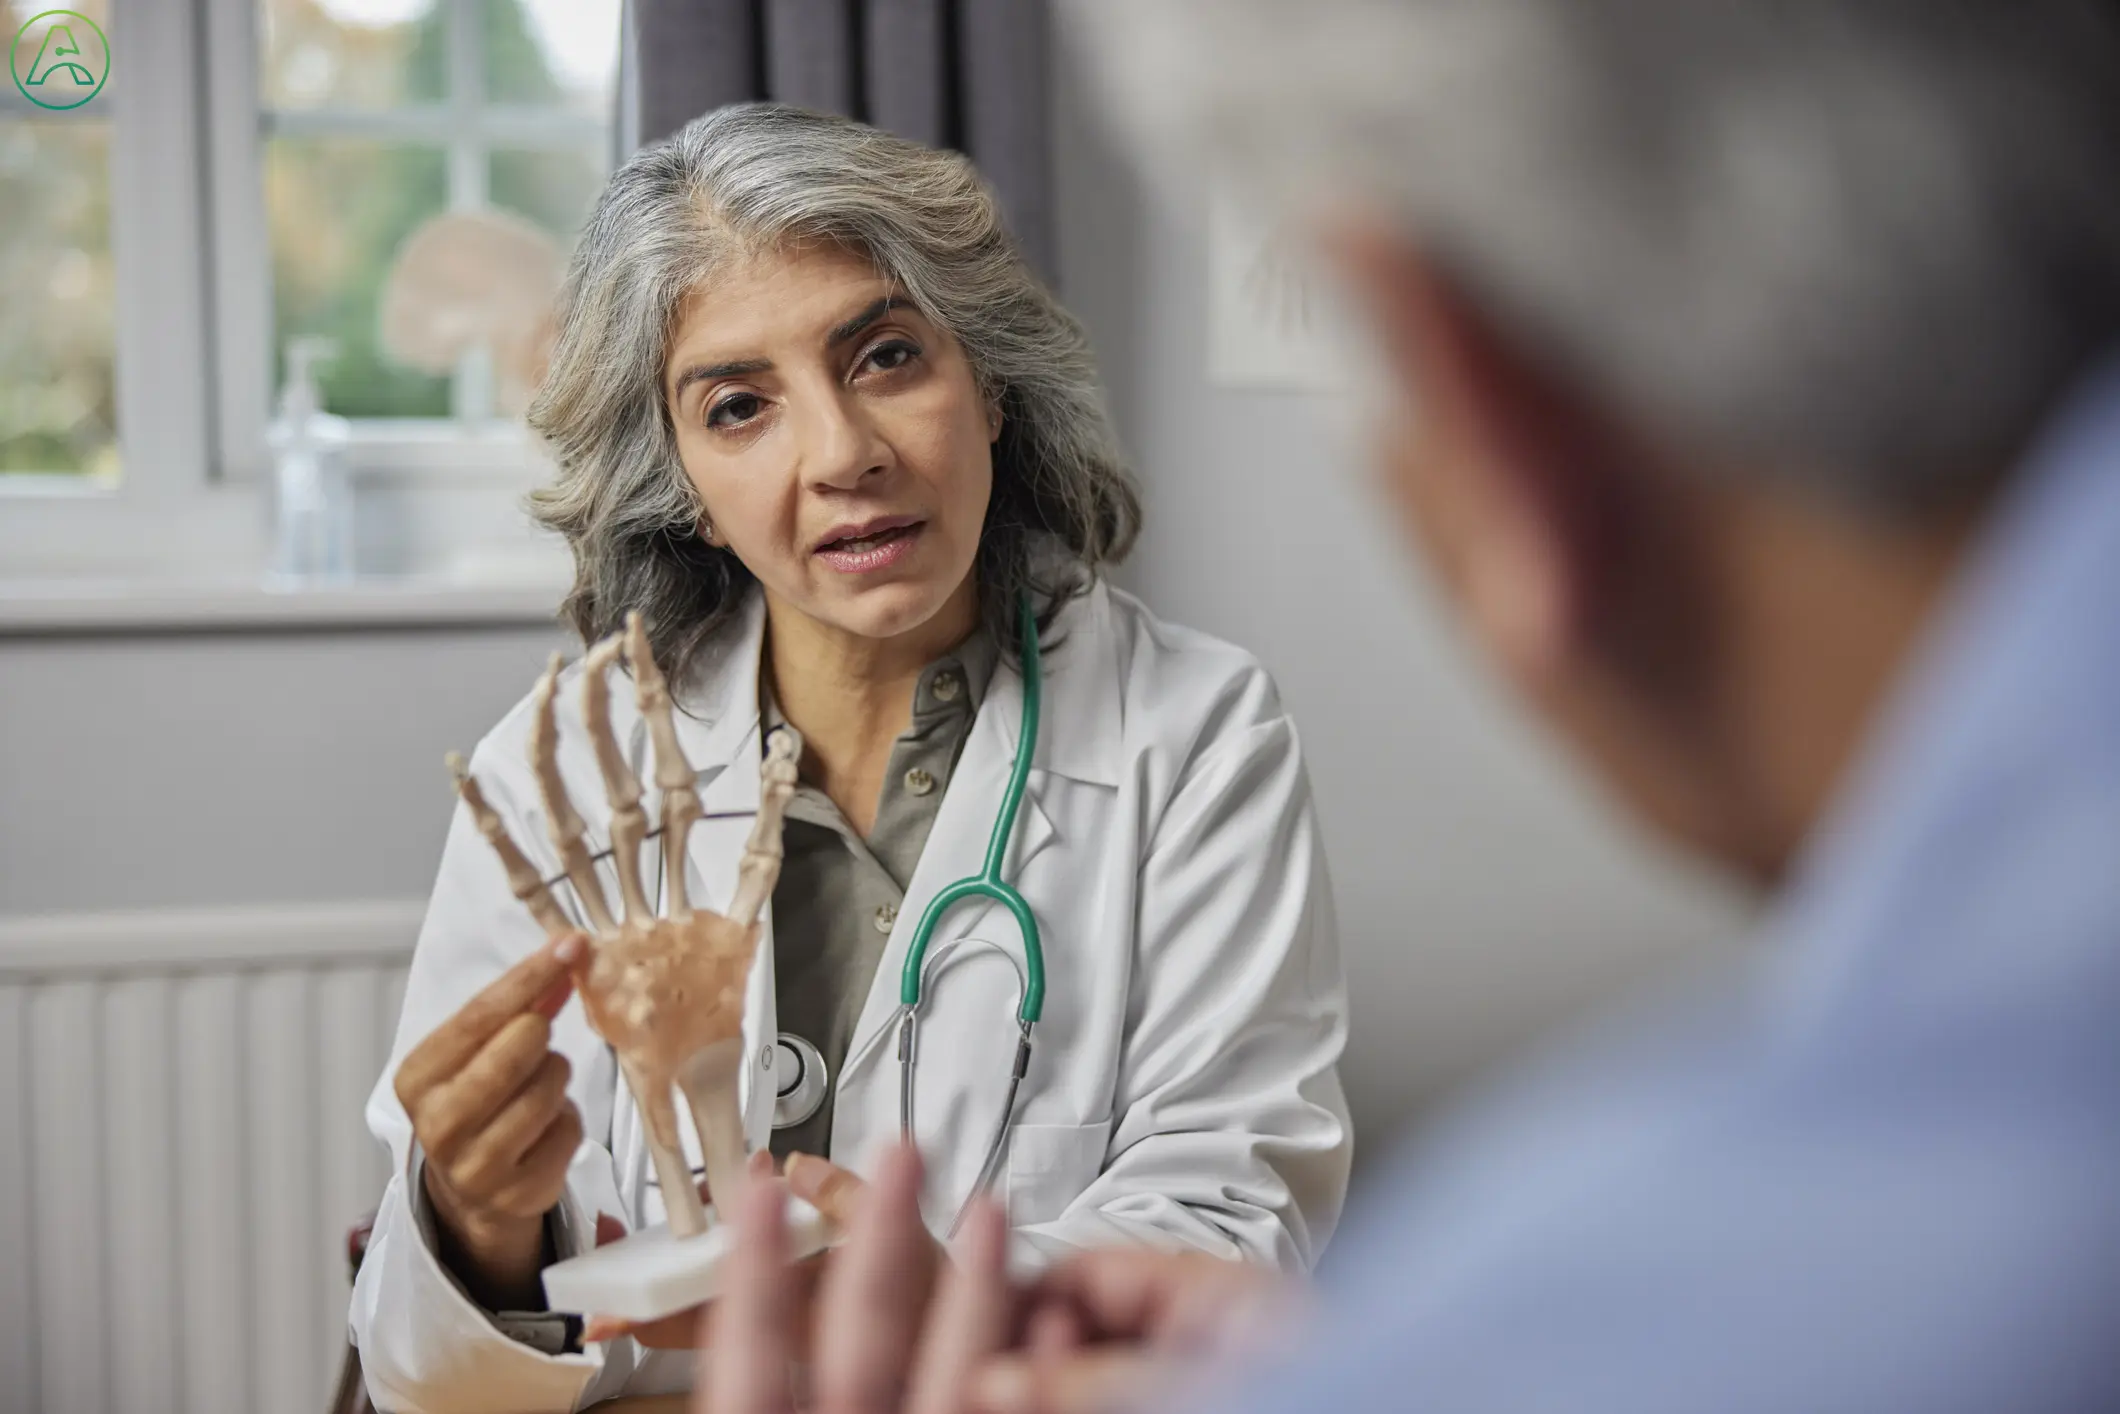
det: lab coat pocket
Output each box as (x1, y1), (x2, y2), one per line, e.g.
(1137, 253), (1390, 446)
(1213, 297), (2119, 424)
(1004, 1120), (1112, 1227)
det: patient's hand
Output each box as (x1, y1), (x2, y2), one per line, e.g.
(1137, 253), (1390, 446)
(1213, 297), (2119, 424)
(969, 1248), (1295, 1414)
(693, 1146), (1005, 1414)
(690, 1147), (1301, 1414)
(582, 1150), (940, 1353)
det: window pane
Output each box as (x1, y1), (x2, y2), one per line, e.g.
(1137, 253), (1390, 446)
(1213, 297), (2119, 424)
(485, 0), (618, 114)
(266, 138), (450, 417)
(260, 0), (446, 110)
(489, 146), (602, 242)
(0, 122), (116, 478)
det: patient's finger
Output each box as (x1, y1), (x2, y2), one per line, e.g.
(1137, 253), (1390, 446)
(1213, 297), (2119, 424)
(971, 1349), (1166, 1414)
(701, 1175), (793, 1414)
(907, 1196), (1011, 1414)
(811, 1143), (938, 1412)
(1027, 1248), (1271, 1347)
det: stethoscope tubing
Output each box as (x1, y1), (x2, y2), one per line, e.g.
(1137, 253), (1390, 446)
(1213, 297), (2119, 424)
(897, 591), (1048, 1230)
(899, 592), (1047, 1023)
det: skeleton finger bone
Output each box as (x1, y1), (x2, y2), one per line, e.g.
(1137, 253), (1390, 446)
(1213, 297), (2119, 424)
(626, 613), (704, 918)
(581, 633), (652, 924)
(530, 653), (615, 933)
(728, 727), (801, 928)
(448, 752), (574, 941)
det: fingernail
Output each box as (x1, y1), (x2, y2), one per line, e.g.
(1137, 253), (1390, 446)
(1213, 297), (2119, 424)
(554, 933), (585, 964)
(582, 1316), (623, 1343)
(747, 1149), (774, 1179)
(782, 1152), (819, 1194)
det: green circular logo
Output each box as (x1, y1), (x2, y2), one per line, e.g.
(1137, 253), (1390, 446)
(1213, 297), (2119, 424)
(11, 10), (109, 111)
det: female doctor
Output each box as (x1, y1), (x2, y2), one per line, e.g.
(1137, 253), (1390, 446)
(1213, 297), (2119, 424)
(351, 103), (1349, 1412)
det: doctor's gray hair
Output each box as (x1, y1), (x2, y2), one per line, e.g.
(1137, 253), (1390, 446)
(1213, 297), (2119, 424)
(527, 103), (1139, 678)
(1067, 0), (2120, 514)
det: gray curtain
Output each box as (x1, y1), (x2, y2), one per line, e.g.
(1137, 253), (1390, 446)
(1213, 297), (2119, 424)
(624, 0), (1054, 276)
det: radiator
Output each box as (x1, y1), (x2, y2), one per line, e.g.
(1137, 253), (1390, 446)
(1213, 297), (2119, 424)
(0, 901), (421, 1414)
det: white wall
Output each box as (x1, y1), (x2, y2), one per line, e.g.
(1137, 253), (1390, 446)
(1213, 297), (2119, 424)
(0, 622), (569, 914)
(1049, 64), (1748, 1155)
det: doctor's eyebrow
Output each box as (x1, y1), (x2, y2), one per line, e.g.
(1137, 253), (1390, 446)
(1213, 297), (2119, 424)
(671, 356), (770, 405)
(826, 295), (912, 347)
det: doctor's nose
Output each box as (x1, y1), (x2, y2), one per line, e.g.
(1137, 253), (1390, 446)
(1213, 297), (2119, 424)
(800, 393), (893, 492)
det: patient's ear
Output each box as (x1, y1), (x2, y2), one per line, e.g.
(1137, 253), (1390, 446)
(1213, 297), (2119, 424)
(1325, 221), (1621, 690)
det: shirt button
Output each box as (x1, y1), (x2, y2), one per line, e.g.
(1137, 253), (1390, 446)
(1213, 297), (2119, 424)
(931, 671), (962, 703)
(903, 767), (936, 796)
(873, 902), (899, 934)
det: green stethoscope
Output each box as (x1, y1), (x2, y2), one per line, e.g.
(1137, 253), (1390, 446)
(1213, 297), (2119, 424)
(893, 590), (1046, 1234)
(770, 592), (1047, 1233)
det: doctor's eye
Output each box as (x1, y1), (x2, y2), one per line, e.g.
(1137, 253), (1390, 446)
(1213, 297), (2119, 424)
(707, 391), (766, 429)
(857, 338), (922, 379)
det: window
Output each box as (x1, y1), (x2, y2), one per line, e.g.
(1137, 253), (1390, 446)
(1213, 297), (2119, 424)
(1, 2), (118, 483)
(246, 0), (617, 431)
(0, 0), (620, 584)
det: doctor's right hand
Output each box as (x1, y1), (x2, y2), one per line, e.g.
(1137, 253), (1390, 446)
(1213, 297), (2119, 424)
(394, 932), (588, 1310)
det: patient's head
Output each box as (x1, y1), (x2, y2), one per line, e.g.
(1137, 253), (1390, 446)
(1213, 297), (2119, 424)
(1075, 0), (2120, 882)
(529, 104), (1138, 677)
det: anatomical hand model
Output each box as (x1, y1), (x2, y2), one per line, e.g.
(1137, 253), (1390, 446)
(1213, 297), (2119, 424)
(448, 611), (800, 1238)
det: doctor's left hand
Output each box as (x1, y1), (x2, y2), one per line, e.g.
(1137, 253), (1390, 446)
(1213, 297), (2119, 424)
(690, 1143), (1011, 1414)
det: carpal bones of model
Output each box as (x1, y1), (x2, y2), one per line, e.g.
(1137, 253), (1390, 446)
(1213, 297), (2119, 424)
(449, 611), (799, 1237)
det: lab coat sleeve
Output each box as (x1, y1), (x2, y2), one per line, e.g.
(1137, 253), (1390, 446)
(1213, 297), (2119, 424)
(349, 760), (636, 1414)
(1014, 714), (1352, 1273)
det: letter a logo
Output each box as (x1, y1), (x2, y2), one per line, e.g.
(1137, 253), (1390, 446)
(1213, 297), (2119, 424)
(11, 10), (110, 110)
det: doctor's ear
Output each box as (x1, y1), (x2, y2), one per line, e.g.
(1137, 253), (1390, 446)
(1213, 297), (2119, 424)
(985, 396), (1003, 443)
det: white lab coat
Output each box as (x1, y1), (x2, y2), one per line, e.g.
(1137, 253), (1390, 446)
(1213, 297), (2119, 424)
(350, 582), (1351, 1412)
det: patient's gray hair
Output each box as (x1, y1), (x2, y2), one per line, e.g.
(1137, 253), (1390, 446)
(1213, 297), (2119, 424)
(528, 103), (1139, 677)
(1067, 0), (2120, 513)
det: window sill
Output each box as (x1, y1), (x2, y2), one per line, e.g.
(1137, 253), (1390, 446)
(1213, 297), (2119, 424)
(0, 572), (570, 636)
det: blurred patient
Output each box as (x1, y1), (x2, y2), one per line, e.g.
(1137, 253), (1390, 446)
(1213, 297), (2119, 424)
(696, 2), (2120, 1411)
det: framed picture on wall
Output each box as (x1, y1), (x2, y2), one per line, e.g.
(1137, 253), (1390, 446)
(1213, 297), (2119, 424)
(1205, 189), (1350, 390)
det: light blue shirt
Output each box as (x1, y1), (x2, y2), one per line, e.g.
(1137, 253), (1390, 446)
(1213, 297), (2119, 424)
(1237, 361), (2120, 1414)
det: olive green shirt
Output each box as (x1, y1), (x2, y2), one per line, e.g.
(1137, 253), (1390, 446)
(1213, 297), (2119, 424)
(763, 629), (1000, 1160)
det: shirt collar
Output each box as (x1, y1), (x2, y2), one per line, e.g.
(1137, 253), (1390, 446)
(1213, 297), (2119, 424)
(753, 620), (1001, 731)
(670, 580), (1126, 792)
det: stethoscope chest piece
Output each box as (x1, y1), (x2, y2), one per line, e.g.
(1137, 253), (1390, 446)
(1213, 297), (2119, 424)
(772, 1033), (830, 1130)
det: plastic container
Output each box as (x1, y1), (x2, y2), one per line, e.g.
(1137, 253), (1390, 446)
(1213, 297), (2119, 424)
(265, 338), (355, 585)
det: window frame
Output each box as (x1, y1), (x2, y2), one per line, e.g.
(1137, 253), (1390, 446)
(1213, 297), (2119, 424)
(0, 0), (225, 576)
(1, 0), (612, 586)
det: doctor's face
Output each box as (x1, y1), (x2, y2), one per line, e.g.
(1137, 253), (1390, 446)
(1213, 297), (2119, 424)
(662, 241), (1000, 646)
